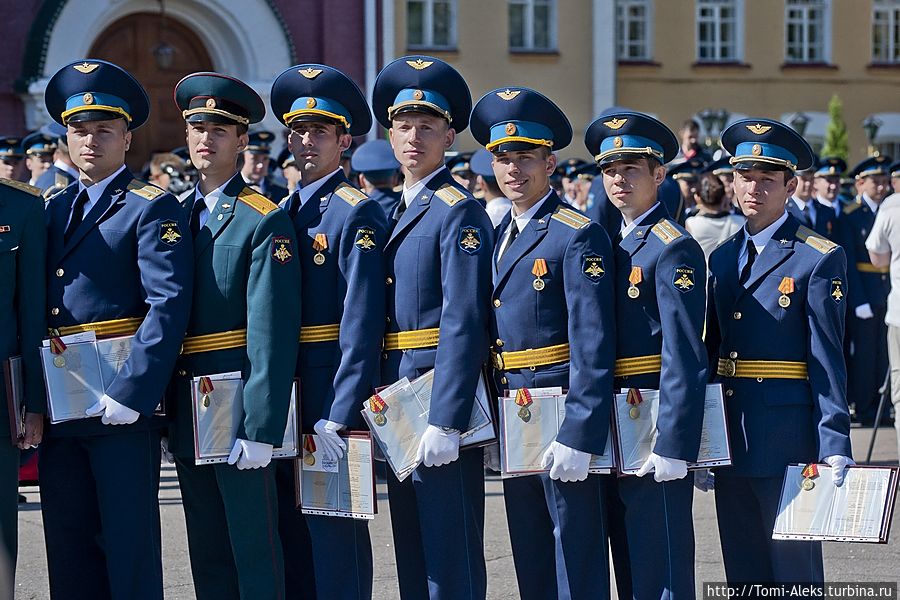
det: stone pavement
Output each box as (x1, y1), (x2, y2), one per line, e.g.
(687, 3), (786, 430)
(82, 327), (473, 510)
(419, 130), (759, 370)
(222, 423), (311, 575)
(13, 426), (900, 599)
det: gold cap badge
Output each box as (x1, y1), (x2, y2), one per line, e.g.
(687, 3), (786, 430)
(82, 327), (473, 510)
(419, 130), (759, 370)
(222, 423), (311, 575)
(205, 98), (217, 109)
(604, 117), (628, 130)
(751, 144), (762, 156)
(82, 93), (94, 105)
(73, 62), (100, 74)
(406, 59), (433, 70)
(505, 123), (517, 135)
(299, 68), (323, 79)
(614, 136), (623, 148)
(497, 89), (521, 101)
(413, 89), (424, 101)
(306, 97), (317, 108)
(746, 123), (772, 135)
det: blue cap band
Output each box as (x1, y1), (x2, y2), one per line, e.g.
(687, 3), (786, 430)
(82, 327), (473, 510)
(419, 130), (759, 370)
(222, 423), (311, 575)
(389, 88), (452, 121)
(733, 141), (798, 168)
(486, 120), (554, 151)
(595, 134), (664, 162)
(284, 96), (352, 129)
(62, 92), (131, 122)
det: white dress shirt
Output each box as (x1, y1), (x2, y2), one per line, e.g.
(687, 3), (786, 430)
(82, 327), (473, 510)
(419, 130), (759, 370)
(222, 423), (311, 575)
(497, 190), (552, 261)
(620, 202), (660, 240)
(69, 165), (127, 227)
(737, 211), (789, 276)
(299, 168), (342, 206)
(402, 166), (447, 209)
(194, 179), (230, 229)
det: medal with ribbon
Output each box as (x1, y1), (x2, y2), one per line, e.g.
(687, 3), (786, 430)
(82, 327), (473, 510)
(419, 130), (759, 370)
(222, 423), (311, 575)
(198, 376), (214, 408)
(778, 276), (795, 308)
(801, 463), (818, 491)
(627, 266), (643, 299)
(312, 233), (328, 265)
(532, 259), (548, 291)
(49, 336), (67, 368)
(626, 388), (643, 419)
(369, 393), (387, 426)
(303, 434), (317, 466)
(515, 388), (533, 422)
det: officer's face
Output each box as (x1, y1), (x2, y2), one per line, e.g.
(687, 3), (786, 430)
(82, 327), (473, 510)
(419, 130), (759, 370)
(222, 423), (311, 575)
(893, 176), (900, 195)
(795, 173), (815, 199)
(601, 159), (666, 211)
(561, 176), (578, 198)
(186, 122), (248, 177)
(718, 173), (735, 199)
(67, 119), (131, 182)
(0, 158), (19, 180)
(813, 175), (840, 201)
(240, 151), (269, 183)
(26, 153), (53, 179)
(288, 121), (350, 183)
(388, 113), (454, 175)
(491, 148), (556, 207)
(733, 169), (796, 226)
(856, 174), (890, 203)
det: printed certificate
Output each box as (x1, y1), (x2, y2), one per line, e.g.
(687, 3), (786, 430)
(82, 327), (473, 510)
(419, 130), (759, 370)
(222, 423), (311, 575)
(41, 332), (105, 424)
(297, 432), (377, 520)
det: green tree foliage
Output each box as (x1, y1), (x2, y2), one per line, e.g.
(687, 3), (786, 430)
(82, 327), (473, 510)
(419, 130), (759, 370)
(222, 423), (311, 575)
(821, 94), (849, 161)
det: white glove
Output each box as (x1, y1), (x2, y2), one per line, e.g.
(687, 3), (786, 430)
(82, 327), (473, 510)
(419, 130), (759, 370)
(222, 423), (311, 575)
(541, 441), (591, 482)
(227, 438), (274, 470)
(160, 437), (175, 464)
(484, 443), (501, 472)
(855, 303), (875, 320)
(636, 452), (689, 482)
(313, 419), (347, 461)
(416, 425), (460, 468)
(693, 468), (715, 492)
(85, 394), (140, 425)
(823, 455), (855, 487)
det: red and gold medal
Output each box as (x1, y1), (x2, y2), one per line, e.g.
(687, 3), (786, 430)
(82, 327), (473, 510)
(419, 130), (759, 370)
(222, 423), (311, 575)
(515, 388), (533, 422)
(369, 393), (387, 426)
(49, 336), (67, 368)
(627, 266), (643, 299)
(801, 463), (818, 491)
(303, 434), (317, 466)
(778, 276), (795, 308)
(312, 233), (328, 265)
(627, 387), (643, 419)
(532, 259), (548, 291)
(198, 376), (214, 407)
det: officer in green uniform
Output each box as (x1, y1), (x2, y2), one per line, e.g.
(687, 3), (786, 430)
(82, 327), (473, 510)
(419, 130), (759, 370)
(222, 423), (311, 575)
(169, 72), (301, 600)
(0, 178), (45, 596)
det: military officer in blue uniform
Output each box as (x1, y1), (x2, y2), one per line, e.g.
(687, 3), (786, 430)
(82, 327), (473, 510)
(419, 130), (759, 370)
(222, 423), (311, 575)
(585, 111), (708, 599)
(241, 130), (289, 202)
(668, 156), (706, 222)
(21, 131), (57, 187)
(706, 119), (854, 583)
(272, 63), (388, 600)
(786, 158), (837, 239)
(0, 137), (24, 182)
(41, 59), (193, 599)
(168, 72), (301, 600)
(373, 55), (493, 600)
(0, 177), (45, 597)
(34, 122), (77, 199)
(813, 157), (848, 219)
(350, 138), (402, 218)
(472, 87), (616, 599)
(834, 155), (893, 425)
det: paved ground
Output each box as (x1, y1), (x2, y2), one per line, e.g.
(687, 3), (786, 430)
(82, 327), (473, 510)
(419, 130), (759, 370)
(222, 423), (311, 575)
(13, 426), (900, 599)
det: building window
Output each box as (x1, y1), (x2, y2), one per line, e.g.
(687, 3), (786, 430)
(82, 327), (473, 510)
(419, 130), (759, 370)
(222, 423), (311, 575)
(785, 0), (830, 63)
(617, 0), (653, 61)
(696, 0), (743, 62)
(872, 0), (900, 63)
(407, 0), (457, 49)
(509, 0), (557, 51)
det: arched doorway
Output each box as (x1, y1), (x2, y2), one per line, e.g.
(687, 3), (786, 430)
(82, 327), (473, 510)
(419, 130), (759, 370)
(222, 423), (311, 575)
(88, 13), (213, 172)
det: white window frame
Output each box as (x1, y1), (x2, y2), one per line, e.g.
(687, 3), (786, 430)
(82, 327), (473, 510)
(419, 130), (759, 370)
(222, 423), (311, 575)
(407, 0), (457, 50)
(872, 0), (900, 64)
(784, 0), (831, 64)
(509, 0), (558, 52)
(616, 0), (654, 61)
(695, 0), (744, 63)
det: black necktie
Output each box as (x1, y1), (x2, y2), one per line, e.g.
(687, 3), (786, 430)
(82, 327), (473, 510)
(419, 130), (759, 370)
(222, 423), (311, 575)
(739, 238), (757, 285)
(394, 197), (408, 222)
(499, 221), (519, 260)
(190, 198), (206, 237)
(800, 204), (812, 227)
(65, 189), (89, 244)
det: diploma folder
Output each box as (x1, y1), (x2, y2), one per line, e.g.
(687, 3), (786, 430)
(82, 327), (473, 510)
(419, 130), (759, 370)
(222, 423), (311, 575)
(2, 356), (25, 443)
(612, 384), (731, 475)
(191, 372), (300, 465)
(295, 432), (377, 520)
(773, 464), (899, 543)
(497, 387), (615, 477)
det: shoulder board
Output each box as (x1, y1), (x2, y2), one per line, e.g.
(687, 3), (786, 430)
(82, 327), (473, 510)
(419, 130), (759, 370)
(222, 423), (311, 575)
(434, 183), (467, 206)
(551, 207), (591, 229)
(126, 179), (165, 201)
(54, 172), (68, 187)
(0, 178), (40, 197)
(795, 225), (838, 254)
(334, 182), (368, 206)
(843, 201), (861, 215)
(650, 219), (683, 245)
(238, 187), (277, 215)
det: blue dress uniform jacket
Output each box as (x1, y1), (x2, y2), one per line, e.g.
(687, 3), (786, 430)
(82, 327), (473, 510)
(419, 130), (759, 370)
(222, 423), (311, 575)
(170, 173), (300, 600)
(612, 202), (707, 600)
(282, 170), (386, 600)
(786, 198), (836, 240)
(45, 169), (193, 434)
(705, 215), (852, 583)
(381, 167), (493, 600)
(41, 169), (193, 600)
(492, 193), (615, 600)
(35, 165), (75, 200)
(368, 186), (402, 220)
(0, 181), (45, 595)
(833, 199), (890, 423)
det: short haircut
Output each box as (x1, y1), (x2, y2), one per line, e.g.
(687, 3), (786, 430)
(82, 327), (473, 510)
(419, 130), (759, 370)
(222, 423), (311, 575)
(680, 119), (700, 133)
(362, 170), (395, 188)
(698, 173), (725, 206)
